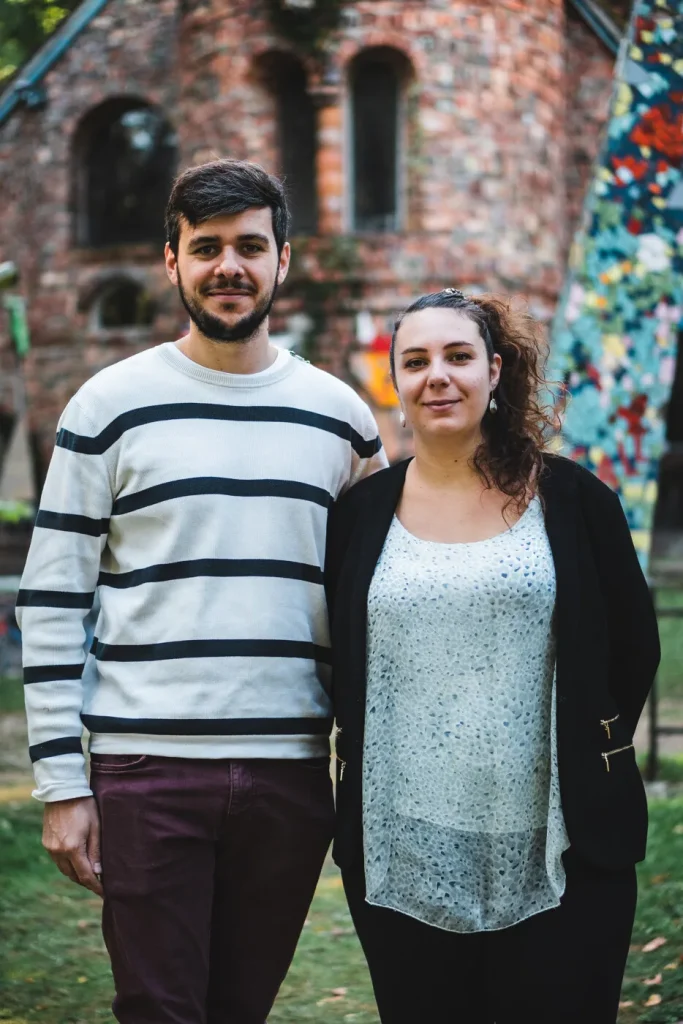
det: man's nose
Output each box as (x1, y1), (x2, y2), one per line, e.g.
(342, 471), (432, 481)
(215, 248), (243, 277)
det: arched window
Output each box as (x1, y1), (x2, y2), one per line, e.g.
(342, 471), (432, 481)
(350, 48), (412, 233)
(74, 99), (177, 248)
(254, 52), (318, 235)
(91, 278), (156, 330)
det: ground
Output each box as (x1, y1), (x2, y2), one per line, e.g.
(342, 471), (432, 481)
(0, 592), (682, 1022)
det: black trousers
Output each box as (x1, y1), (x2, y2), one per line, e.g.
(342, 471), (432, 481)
(343, 849), (637, 1024)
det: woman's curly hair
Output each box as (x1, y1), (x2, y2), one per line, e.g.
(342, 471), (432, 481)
(390, 289), (556, 510)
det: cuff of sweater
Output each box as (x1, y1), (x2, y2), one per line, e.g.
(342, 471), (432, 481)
(33, 781), (94, 803)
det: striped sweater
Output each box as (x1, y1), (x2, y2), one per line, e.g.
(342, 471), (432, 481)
(17, 343), (386, 802)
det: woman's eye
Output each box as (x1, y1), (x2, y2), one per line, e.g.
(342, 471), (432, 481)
(405, 359), (426, 369)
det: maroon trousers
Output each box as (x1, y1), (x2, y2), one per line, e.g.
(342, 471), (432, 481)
(91, 754), (334, 1024)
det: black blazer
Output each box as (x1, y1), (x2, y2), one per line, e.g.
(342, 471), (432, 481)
(325, 454), (660, 871)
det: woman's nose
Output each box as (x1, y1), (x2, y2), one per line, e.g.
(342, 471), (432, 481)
(427, 362), (450, 386)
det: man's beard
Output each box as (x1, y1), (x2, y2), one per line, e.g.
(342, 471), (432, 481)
(177, 271), (279, 344)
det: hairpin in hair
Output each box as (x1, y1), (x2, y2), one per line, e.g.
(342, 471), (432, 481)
(443, 287), (466, 299)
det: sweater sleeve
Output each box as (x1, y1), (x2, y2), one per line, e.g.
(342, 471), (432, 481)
(345, 399), (388, 492)
(16, 396), (113, 802)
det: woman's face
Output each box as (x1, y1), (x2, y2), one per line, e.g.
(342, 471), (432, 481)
(394, 307), (501, 441)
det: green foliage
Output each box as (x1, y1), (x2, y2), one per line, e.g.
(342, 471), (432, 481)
(285, 236), (362, 361)
(264, 0), (346, 56)
(0, 0), (80, 82)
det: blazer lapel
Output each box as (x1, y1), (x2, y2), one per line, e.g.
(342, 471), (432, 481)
(347, 460), (411, 694)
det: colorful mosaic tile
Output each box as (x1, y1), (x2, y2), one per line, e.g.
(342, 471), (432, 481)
(550, 0), (683, 568)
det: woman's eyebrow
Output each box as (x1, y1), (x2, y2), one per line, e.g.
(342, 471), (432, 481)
(401, 341), (475, 355)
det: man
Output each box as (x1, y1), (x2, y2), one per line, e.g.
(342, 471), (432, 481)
(17, 159), (386, 1024)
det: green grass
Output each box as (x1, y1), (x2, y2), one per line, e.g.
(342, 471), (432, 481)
(656, 590), (683, 701)
(0, 801), (377, 1024)
(620, 798), (683, 1023)
(0, 676), (24, 714)
(1, 800), (682, 1023)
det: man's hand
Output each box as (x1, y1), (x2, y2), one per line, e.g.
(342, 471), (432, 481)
(42, 796), (104, 897)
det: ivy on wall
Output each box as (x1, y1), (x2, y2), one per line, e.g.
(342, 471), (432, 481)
(283, 236), (362, 361)
(264, 0), (346, 56)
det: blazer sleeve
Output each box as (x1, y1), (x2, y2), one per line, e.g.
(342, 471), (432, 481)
(580, 474), (660, 737)
(324, 492), (358, 624)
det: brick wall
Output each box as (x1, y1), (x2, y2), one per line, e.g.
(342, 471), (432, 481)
(0, 0), (616, 479)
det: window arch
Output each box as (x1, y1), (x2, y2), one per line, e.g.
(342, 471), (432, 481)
(74, 99), (177, 248)
(86, 277), (156, 331)
(254, 52), (318, 235)
(349, 47), (412, 233)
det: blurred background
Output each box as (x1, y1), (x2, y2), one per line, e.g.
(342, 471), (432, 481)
(0, 1), (682, 1021)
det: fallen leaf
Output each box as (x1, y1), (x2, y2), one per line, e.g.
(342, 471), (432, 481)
(664, 961), (678, 970)
(642, 936), (667, 952)
(316, 997), (345, 1006)
(332, 988), (348, 996)
(672, 824), (683, 834)
(650, 873), (670, 885)
(644, 993), (662, 1007)
(77, 977), (88, 984)
(644, 973), (663, 986)
(619, 1001), (634, 1009)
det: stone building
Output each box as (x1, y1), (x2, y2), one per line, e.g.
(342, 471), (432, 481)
(0, 0), (627, 494)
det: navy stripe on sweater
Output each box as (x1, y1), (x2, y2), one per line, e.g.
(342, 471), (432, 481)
(29, 736), (83, 762)
(24, 663), (84, 685)
(17, 589), (94, 609)
(36, 510), (110, 536)
(98, 559), (323, 589)
(57, 403), (383, 459)
(112, 477), (332, 516)
(91, 638), (332, 664)
(81, 714), (333, 736)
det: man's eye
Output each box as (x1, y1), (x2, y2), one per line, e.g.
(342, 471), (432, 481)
(195, 246), (217, 256)
(242, 245), (263, 255)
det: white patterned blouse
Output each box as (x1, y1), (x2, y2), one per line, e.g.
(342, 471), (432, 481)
(363, 496), (570, 933)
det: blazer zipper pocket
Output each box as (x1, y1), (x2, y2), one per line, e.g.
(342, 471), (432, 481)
(601, 744), (634, 772)
(600, 715), (619, 740)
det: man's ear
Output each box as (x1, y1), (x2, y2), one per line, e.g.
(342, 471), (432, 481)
(277, 241), (291, 286)
(165, 242), (178, 286)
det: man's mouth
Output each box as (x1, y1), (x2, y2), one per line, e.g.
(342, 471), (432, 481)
(206, 289), (252, 297)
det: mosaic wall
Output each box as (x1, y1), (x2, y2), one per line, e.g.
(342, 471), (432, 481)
(550, 0), (683, 568)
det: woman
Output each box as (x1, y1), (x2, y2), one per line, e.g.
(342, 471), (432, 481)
(325, 289), (660, 1024)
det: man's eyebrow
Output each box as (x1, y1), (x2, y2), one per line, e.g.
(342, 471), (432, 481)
(237, 233), (270, 245)
(188, 233), (271, 248)
(400, 341), (475, 355)
(187, 235), (220, 247)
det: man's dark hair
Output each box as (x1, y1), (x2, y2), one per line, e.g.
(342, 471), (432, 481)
(165, 159), (290, 256)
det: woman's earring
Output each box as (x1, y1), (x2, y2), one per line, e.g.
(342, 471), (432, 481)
(489, 393), (498, 414)
(399, 410), (406, 428)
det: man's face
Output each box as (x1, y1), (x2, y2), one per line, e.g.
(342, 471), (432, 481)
(165, 207), (290, 343)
